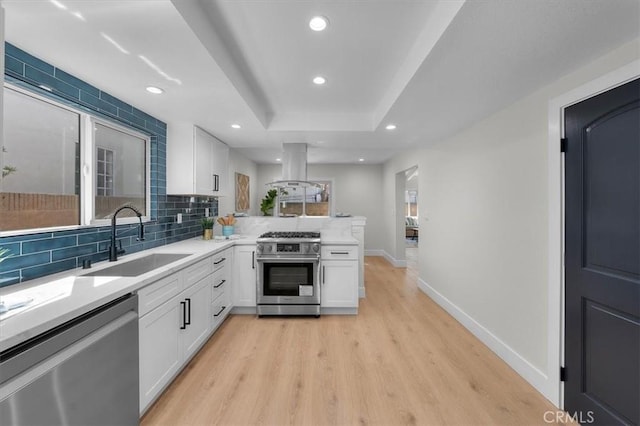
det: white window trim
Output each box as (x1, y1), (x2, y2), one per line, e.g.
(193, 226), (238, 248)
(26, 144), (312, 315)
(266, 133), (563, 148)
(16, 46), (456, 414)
(1, 83), (151, 236)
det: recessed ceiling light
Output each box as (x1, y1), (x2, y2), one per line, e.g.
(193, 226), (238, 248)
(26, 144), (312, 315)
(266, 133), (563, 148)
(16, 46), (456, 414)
(72, 11), (86, 21)
(146, 86), (164, 94)
(50, 0), (67, 10)
(231, 124), (241, 129)
(358, 158), (365, 162)
(276, 158), (282, 162)
(309, 16), (328, 31)
(385, 124), (397, 130)
(313, 76), (326, 85)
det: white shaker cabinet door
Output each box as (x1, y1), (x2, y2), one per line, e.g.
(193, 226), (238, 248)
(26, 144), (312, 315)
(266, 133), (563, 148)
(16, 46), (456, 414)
(181, 277), (212, 360)
(233, 245), (257, 307)
(211, 136), (229, 196)
(194, 126), (214, 195)
(321, 260), (358, 308)
(139, 296), (182, 413)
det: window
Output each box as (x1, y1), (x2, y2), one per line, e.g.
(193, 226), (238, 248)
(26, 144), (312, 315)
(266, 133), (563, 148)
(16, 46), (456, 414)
(92, 122), (148, 221)
(1, 87), (81, 231)
(1, 85), (150, 233)
(279, 180), (333, 216)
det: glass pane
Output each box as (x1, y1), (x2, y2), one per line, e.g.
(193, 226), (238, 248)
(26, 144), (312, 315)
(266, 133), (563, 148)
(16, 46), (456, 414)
(1, 88), (80, 231)
(264, 263), (313, 295)
(279, 182), (330, 216)
(94, 123), (146, 220)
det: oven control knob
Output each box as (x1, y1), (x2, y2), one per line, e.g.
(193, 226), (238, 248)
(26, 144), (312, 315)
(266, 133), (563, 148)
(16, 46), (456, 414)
(312, 244), (320, 253)
(256, 244), (263, 253)
(266, 245), (273, 253)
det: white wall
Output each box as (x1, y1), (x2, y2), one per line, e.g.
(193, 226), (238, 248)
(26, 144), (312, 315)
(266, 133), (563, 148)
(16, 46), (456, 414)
(217, 147), (258, 217)
(382, 38), (640, 405)
(256, 163), (385, 251)
(0, 6), (4, 151)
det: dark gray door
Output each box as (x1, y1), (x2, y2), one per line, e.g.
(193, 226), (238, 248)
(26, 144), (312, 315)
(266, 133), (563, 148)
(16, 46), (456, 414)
(564, 78), (639, 425)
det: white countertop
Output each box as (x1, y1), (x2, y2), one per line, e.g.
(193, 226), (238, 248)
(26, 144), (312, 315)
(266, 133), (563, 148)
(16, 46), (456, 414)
(0, 237), (236, 352)
(0, 232), (357, 352)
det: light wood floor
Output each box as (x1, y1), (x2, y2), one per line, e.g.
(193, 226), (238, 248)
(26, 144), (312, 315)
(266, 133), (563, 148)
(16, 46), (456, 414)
(142, 255), (563, 426)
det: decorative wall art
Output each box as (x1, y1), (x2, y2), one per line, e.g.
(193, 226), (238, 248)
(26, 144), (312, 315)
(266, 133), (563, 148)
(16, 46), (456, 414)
(235, 172), (250, 211)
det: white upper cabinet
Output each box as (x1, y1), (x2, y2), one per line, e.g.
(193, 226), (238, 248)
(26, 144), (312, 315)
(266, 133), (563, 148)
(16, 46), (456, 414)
(167, 123), (229, 196)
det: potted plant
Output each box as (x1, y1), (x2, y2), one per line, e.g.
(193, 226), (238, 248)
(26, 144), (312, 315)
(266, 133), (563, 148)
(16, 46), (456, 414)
(260, 189), (278, 216)
(201, 217), (214, 240)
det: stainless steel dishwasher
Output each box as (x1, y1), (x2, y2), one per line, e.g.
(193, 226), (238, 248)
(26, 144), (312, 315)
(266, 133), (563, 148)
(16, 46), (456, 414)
(0, 293), (139, 426)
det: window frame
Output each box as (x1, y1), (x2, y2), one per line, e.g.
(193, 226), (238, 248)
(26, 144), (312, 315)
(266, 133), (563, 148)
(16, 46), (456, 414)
(0, 83), (151, 236)
(84, 116), (151, 226)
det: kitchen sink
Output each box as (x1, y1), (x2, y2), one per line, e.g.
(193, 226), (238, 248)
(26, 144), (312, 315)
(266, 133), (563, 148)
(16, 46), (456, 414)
(82, 253), (191, 277)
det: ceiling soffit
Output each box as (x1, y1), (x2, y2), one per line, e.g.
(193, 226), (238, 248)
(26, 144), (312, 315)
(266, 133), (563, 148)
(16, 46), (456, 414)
(173, 0), (465, 132)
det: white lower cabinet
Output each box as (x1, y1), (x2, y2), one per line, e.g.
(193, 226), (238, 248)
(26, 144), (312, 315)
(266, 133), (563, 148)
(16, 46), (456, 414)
(321, 260), (358, 307)
(232, 245), (256, 307)
(139, 276), (211, 413)
(139, 294), (182, 412)
(321, 245), (359, 310)
(138, 251), (237, 415)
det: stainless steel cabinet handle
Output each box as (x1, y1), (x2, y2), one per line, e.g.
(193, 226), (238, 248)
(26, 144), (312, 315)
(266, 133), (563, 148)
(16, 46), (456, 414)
(213, 306), (226, 317)
(180, 301), (187, 329)
(213, 174), (219, 191)
(331, 251), (349, 255)
(214, 279), (226, 288)
(252, 251), (255, 269)
(185, 298), (191, 326)
(322, 266), (325, 284)
(214, 257), (226, 265)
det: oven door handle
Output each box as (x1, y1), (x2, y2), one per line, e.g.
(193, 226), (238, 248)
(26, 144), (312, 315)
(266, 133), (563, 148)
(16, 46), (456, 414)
(256, 257), (319, 262)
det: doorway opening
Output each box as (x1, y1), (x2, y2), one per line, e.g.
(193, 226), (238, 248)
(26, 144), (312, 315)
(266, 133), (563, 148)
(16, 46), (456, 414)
(395, 166), (418, 269)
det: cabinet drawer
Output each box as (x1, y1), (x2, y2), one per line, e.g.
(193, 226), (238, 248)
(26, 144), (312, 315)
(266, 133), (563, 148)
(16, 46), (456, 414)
(138, 273), (182, 316)
(184, 258), (212, 290)
(211, 273), (228, 303)
(212, 251), (229, 272)
(211, 298), (228, 326)
(321, 246), (357, 260)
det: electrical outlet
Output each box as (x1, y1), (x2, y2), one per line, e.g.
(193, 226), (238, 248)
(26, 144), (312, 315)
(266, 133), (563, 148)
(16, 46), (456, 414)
(176, 213), (182, 224)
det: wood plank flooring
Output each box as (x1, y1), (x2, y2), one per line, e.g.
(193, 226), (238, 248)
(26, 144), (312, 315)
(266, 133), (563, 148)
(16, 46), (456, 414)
(141, 254), (564, 426)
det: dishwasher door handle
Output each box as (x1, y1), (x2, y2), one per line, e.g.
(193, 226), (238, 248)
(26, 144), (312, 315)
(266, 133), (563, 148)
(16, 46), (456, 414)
(185, 298), (191, 326)
(180, 301), (187, 330)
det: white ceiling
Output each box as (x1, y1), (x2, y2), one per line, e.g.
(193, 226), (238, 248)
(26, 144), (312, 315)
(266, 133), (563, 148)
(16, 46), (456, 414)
(2, 0), (639, 164)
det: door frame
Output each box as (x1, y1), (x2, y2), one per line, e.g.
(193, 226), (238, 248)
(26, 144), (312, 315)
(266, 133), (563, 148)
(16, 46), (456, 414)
(546, 59), (640, 408)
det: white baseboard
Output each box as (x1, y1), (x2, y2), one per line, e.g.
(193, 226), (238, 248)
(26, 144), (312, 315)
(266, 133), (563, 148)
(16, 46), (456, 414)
(417, 278), (554, 403)
(359, 287), (366, 298)
(382, 250), (407, 268)
(364, 250), (407, 268)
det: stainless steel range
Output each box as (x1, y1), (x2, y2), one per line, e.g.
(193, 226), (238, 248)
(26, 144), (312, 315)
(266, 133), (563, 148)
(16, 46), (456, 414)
(256, 231), (321, 317)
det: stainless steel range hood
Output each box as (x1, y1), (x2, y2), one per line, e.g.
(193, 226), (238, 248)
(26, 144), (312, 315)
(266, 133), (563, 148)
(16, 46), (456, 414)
(267, 143), (319, 188)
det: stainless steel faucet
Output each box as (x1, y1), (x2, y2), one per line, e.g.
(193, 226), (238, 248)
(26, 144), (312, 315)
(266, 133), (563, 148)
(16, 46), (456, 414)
(109, 205), (145, 262)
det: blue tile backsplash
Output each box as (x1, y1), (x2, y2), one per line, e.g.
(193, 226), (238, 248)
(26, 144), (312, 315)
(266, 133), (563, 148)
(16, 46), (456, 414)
(0, 43), (218, 287)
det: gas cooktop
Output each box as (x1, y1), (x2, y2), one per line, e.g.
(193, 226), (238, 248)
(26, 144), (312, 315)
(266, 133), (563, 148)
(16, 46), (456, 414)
(258, 231), (320, 240)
